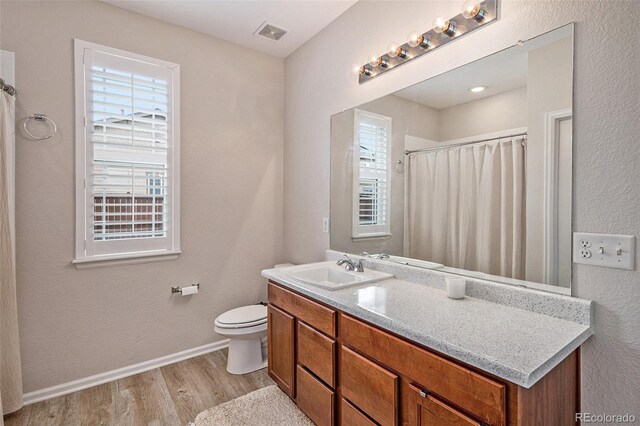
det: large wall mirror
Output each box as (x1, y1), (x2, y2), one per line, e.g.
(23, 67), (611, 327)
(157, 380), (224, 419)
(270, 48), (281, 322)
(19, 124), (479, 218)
(331, 24), (574, 294)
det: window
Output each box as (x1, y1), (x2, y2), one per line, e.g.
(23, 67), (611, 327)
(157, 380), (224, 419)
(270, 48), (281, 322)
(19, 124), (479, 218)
(352, 109), (391, 238)
(74, 40), (180, 264)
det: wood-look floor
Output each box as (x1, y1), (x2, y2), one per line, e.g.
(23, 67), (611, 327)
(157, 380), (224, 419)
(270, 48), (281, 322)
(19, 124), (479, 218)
(4, 349), (273, 426)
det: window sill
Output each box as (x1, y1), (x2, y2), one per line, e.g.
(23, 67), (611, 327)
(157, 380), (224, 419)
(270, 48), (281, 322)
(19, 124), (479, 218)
(351, 233), (392, 241)
(72, 250), (181, 270)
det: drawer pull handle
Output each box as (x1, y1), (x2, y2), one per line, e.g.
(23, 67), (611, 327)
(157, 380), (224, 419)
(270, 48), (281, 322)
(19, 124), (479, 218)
(409, 382), (429, 398)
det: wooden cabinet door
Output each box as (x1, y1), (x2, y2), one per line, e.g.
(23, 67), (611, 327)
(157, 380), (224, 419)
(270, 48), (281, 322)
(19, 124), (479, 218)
(342, 315), (505, 426)
(407, 383), (480, 426)
(268, 304), (295, 397)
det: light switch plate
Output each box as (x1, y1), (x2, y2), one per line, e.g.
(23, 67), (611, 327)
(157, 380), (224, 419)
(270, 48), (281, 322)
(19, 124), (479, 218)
(573, 232), (635, 270)
(322, 218), (330, 234)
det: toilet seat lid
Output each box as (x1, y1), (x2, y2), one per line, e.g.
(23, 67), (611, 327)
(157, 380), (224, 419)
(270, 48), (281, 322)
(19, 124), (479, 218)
(215, 305), (267, 327)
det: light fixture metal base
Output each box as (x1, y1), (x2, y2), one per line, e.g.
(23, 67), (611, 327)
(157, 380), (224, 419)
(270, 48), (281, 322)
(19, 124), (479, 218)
(358, 0), (498, 84)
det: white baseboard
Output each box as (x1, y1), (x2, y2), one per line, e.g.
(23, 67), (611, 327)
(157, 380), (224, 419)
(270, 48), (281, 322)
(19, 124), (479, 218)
(23, 339), (230, 406)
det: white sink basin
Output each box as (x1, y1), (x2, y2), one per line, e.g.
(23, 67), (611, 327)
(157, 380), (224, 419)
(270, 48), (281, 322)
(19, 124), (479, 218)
(282, 261), (393, 290)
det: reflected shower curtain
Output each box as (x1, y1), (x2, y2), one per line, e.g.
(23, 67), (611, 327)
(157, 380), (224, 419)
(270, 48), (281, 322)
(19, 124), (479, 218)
(406, 138), (526, 279)
(0, 90), (23, 419)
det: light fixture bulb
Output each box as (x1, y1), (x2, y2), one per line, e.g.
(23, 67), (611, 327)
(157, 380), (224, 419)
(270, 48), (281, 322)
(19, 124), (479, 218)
(377, 56), (389, 68)
(387, 43), (400, 57)
(433, 18), (448, 33)
(407, 33), (431, 49)
(462, 0), (486, 21)
(434, 17), (457, 37)
(359, 65), (373, 77)
(368, 56), (379, 67)
(395, 47), (409, 59)
(469, 85), (487, 93)
(407, 31), (422, 47)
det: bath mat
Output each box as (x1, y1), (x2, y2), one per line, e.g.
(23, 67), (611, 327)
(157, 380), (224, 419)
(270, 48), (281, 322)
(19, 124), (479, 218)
(194, 385), (314, 426)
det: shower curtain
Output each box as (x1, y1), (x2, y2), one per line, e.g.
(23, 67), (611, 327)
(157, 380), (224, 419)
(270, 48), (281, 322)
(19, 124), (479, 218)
(0, 90), (23, 419)
(406, 138), (526, 279)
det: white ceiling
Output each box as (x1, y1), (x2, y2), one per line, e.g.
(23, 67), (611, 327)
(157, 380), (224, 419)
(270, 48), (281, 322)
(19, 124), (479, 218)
(394, 24), (572, 110)
(394, 46), (528, 110)
(102, 0), (358, 58)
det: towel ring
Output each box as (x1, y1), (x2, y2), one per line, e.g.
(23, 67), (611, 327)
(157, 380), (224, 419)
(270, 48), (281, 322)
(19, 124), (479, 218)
(24, 114), (57, 140)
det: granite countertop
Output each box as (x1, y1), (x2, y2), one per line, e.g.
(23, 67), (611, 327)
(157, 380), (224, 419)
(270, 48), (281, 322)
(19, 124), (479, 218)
(262, 259), (593, 389)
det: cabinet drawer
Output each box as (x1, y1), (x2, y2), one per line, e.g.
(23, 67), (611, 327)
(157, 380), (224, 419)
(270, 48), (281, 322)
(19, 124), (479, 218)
(268, 282), (336, 337)
(341, 398), (378, 426)
(341, 346), (398, 426)
(409, 383), (480, 426)
(297, 321), (336, 387)
(296, 365), (335, 426)
(341, 315), (505, 426)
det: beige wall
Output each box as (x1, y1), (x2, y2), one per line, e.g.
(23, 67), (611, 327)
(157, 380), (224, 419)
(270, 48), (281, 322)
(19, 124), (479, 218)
(438, 87), (527, 141)
(284, 0), (640, 414)
(330, 95), (438, 256)
(1, 1), (284, 392)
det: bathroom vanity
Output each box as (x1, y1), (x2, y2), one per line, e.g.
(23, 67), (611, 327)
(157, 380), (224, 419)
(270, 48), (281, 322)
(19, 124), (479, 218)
(262, 256), (592, 426)
(265, 26), (591, 424)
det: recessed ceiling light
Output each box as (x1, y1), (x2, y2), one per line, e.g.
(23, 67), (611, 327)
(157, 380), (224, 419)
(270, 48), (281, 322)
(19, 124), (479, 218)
(469, 86), (488, 93)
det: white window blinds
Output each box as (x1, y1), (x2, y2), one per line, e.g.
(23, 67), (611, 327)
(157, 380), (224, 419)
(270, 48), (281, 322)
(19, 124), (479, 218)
(75, 40), (180, 261)
(352, 109), (392, 238)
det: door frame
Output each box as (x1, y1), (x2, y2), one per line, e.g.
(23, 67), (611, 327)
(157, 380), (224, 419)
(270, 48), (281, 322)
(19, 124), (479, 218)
(543, 108), (573, 285)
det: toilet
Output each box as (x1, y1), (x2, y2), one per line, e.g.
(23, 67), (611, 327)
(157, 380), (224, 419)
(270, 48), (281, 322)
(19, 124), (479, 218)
(214, 304), (268, 375)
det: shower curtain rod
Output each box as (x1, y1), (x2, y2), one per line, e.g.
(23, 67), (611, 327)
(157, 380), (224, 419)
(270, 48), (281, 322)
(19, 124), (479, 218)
(404, 132), (527, 155)
(0, 78), (16, 97)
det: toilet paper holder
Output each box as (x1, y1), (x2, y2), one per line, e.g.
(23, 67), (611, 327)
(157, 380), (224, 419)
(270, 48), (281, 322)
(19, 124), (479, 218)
(171, 283), (200, 294)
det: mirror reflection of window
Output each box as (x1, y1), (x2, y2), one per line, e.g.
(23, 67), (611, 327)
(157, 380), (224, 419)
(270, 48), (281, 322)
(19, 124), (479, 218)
(352, 110), (392, 239)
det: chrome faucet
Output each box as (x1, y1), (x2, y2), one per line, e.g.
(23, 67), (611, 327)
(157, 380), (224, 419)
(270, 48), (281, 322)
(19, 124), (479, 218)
(362, 252), (391, 260)
(337, 255), (365, 272)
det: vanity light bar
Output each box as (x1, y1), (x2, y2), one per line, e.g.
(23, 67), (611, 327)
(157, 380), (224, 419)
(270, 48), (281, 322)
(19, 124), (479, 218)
(357, 0), (498, 84)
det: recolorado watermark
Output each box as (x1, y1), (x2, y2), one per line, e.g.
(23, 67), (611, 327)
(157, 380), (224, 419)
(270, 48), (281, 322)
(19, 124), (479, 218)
(576, 412), (637, 424)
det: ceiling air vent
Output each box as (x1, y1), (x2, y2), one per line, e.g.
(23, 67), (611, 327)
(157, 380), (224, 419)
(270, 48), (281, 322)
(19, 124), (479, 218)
(254, 22), (289, 42)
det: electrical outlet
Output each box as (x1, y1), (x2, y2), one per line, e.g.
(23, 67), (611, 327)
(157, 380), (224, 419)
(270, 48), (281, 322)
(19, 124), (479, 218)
(579, 239), (591, 248)
(579, 249), (592, 259)
(322, 217), (330, 234)
(573, 232), (635, 270)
